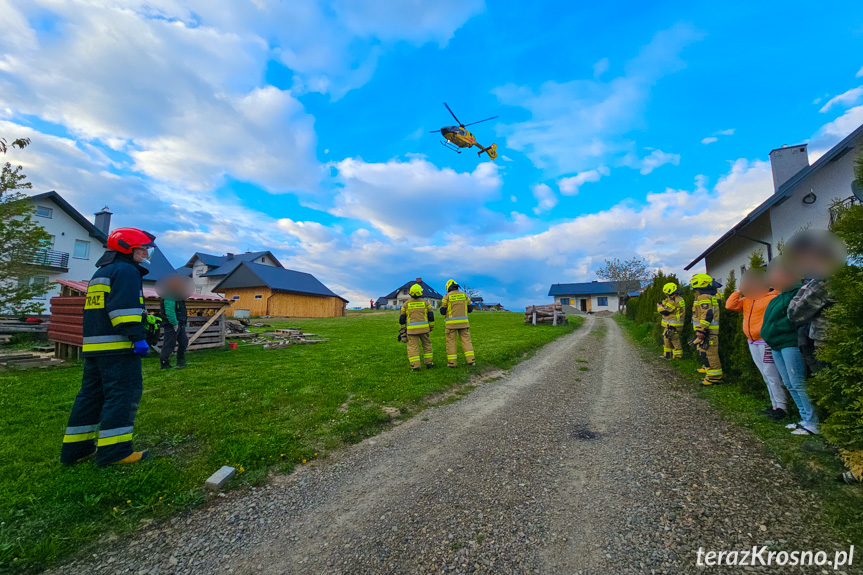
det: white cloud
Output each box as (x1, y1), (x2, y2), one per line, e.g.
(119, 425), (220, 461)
(531, 183), (557, 214)
(593, 57), (609, 78)
(816, 105), (863, 139)
(701, 137), (718, 145)
(330, 157), (502, 238)
(716, 128), (735, 136)
(557, 166), (610, 195)
(639, 149), (680, 174)
(819, 86), (863, 113)
(856, 66), (863, 78)
(493, 22), (703, 175)
(701, 128), (734, 145)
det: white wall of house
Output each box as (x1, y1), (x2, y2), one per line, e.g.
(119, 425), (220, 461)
(704, 211), (773, 285)
(703, 130), (861, 283)
(25, 196), (104, 306)
(553, 294), (619, 311)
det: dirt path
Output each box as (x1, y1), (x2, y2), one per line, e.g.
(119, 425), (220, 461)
(50, 317), (847, 574)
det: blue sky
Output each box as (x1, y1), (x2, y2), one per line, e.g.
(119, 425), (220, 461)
(1, 1), (862, 308)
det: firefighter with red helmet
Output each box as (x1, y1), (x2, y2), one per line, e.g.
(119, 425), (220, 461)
(60, 227), (156, 466)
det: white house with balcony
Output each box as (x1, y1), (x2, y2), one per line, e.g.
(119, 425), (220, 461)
(686, 123), (863, 281)
(16, 191), (176, 313)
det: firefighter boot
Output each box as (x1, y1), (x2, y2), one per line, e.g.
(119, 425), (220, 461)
(160, 360), (172, 370)
(112, 450), (151, 465)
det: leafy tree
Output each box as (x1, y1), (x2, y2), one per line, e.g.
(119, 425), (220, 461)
(595, 257), (650, 312)
(0, 138), (52, 315)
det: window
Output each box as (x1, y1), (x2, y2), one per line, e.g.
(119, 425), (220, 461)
(560, 298), (571, 305)
(260, 257), (265, 263)
(195, 286), (202, 295)
(18, 276), (49, 298)
(254, 294), (263, 300)
(35, 206), (53, 218)
(41, 235), (55, 248)
(73, 240), (90, 259)
(232, 295), (240, 300)
(194, 268), (203, 278)
(597, 297), (609, 307)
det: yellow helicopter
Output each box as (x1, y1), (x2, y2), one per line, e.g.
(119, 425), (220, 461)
(430, 103), (499, 161)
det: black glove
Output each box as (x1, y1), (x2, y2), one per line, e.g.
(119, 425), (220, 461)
(439, 306), (447, 316)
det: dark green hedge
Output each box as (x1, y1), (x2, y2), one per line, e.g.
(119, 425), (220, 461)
(810, 204), (863, 450)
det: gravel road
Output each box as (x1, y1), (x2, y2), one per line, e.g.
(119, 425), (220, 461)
(49, 316), (849, 575)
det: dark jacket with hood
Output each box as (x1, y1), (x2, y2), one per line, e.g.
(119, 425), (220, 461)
(82, 250), (148, 357)
(760, 285), (803, 351)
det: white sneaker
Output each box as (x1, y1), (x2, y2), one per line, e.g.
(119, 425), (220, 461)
(791, 425), (819, 435)
(785, 422), (803, 430)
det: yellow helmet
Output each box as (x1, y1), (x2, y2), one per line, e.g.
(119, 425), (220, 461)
(445, 279), (458, 292)
(409, 283), (423, 297)
(662, 282), (678, 295)
(690, 274), (713, 289)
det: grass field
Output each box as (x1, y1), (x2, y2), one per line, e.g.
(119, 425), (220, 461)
(615, 315), (863, 548)
(0, 311), (581, 572)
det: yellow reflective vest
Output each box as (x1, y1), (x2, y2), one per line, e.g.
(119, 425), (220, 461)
(657, 294), (685, 327)
(441, 291), (470, 330)
(692, 292), (720, 335)
(401, 298), (433, 335)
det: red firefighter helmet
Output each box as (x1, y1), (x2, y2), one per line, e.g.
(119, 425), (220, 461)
(107, 227), (156, 254)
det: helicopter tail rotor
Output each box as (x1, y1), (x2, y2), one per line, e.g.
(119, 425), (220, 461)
(478, 143), (498, 161)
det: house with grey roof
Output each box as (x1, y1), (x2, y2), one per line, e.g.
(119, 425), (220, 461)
(212, 261), (347, 317)
(380, 277), (444, 309)
(686, 123), (863, 282)
(180, 251), (282, 296)
(548, 281), (629, 314)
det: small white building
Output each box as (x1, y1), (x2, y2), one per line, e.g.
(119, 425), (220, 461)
(180, 251), (282, 296)
(548, 281), (623, 313)
(379, 278), (443, 309)
(686, 123), (863, 281)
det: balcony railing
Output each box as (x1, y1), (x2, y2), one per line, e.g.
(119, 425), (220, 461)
(829, 196), (861, 227)
(15, 248), (70, 272)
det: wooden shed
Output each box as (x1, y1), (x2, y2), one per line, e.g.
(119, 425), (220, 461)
(212, 262), (348, 318)
(49, 280), (231, 359)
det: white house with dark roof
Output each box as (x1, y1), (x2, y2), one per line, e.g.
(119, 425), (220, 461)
(686, 123), (863, 282)
(379, 277), (444, 309)
(548, 281), (629, 313)
(14, 191), (175, 312)
(180, 251), (282, 296)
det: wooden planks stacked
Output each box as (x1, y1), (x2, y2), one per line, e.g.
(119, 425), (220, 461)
(0, 353), (63, 370)
(0, 317), (48, 334)
(524, 303), (568, 325)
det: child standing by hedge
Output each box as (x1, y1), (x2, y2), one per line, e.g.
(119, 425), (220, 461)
(761, 257), (818, 435)
(726, 268), (787, 420)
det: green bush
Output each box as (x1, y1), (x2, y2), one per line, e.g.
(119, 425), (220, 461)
(810, 204), (863, 450)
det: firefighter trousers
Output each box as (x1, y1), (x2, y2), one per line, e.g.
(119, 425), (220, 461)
(160, 323), (188, 365)
(445, 328), (475, 366)
(663, 325), (683, 359)
(407, 333), (433, 368)
(698, 335), (723, 385)
(60, 354), (143, 466)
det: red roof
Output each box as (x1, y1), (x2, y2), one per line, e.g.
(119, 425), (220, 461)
(56, 280), (228, 302)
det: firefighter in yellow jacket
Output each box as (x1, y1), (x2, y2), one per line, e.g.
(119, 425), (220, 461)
(399, 284), (435, 371)
(657, 282), (685, 359)
(440, 279), (475, 367)
(691, 273), (723, 386)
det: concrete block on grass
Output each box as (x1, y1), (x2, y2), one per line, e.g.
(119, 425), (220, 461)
(205, 466), (236, 491)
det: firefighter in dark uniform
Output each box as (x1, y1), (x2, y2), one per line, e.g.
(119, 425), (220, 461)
(399, 284), (435, 370)
(60, 228), (156, 466)
(691, 273), (723, 386)
(440, 279), (475, 367)
(160, 282), (188, 369)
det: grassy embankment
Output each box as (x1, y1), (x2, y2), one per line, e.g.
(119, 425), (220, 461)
(0, 311), (582, 571)
(615, 315), (863, 547)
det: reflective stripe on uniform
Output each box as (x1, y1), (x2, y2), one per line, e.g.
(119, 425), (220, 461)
(110, 315), (143, 327)
(707, 369), (723, 375)
(447, 354), (457, 360)
(464, 351), (474, 357)
(423, 353), (433, 359)
(407, 321), (429, 328)
(108, 308), (145, 319)
(82, 335), (133, 352)
(97, 426), (134, 447)
(408, 356), (420, 362)
(445, 316), (469, 325)
(63, 423), (99, 443)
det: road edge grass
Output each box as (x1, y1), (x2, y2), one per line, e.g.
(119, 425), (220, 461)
(1, 313), (583, 573)
(614, 315), (863, 548)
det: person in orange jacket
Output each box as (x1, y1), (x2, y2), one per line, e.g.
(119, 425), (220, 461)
(726, 268), (788, 420)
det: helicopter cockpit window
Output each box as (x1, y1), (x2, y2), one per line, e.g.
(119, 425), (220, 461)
(457, 128), (467, 135)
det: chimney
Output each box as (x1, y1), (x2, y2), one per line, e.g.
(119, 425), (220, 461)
(416, 277), (422, 283)
(769, 144), (809, 192)
(94, 206), (112, 235)
(227, 253), (234, 260)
